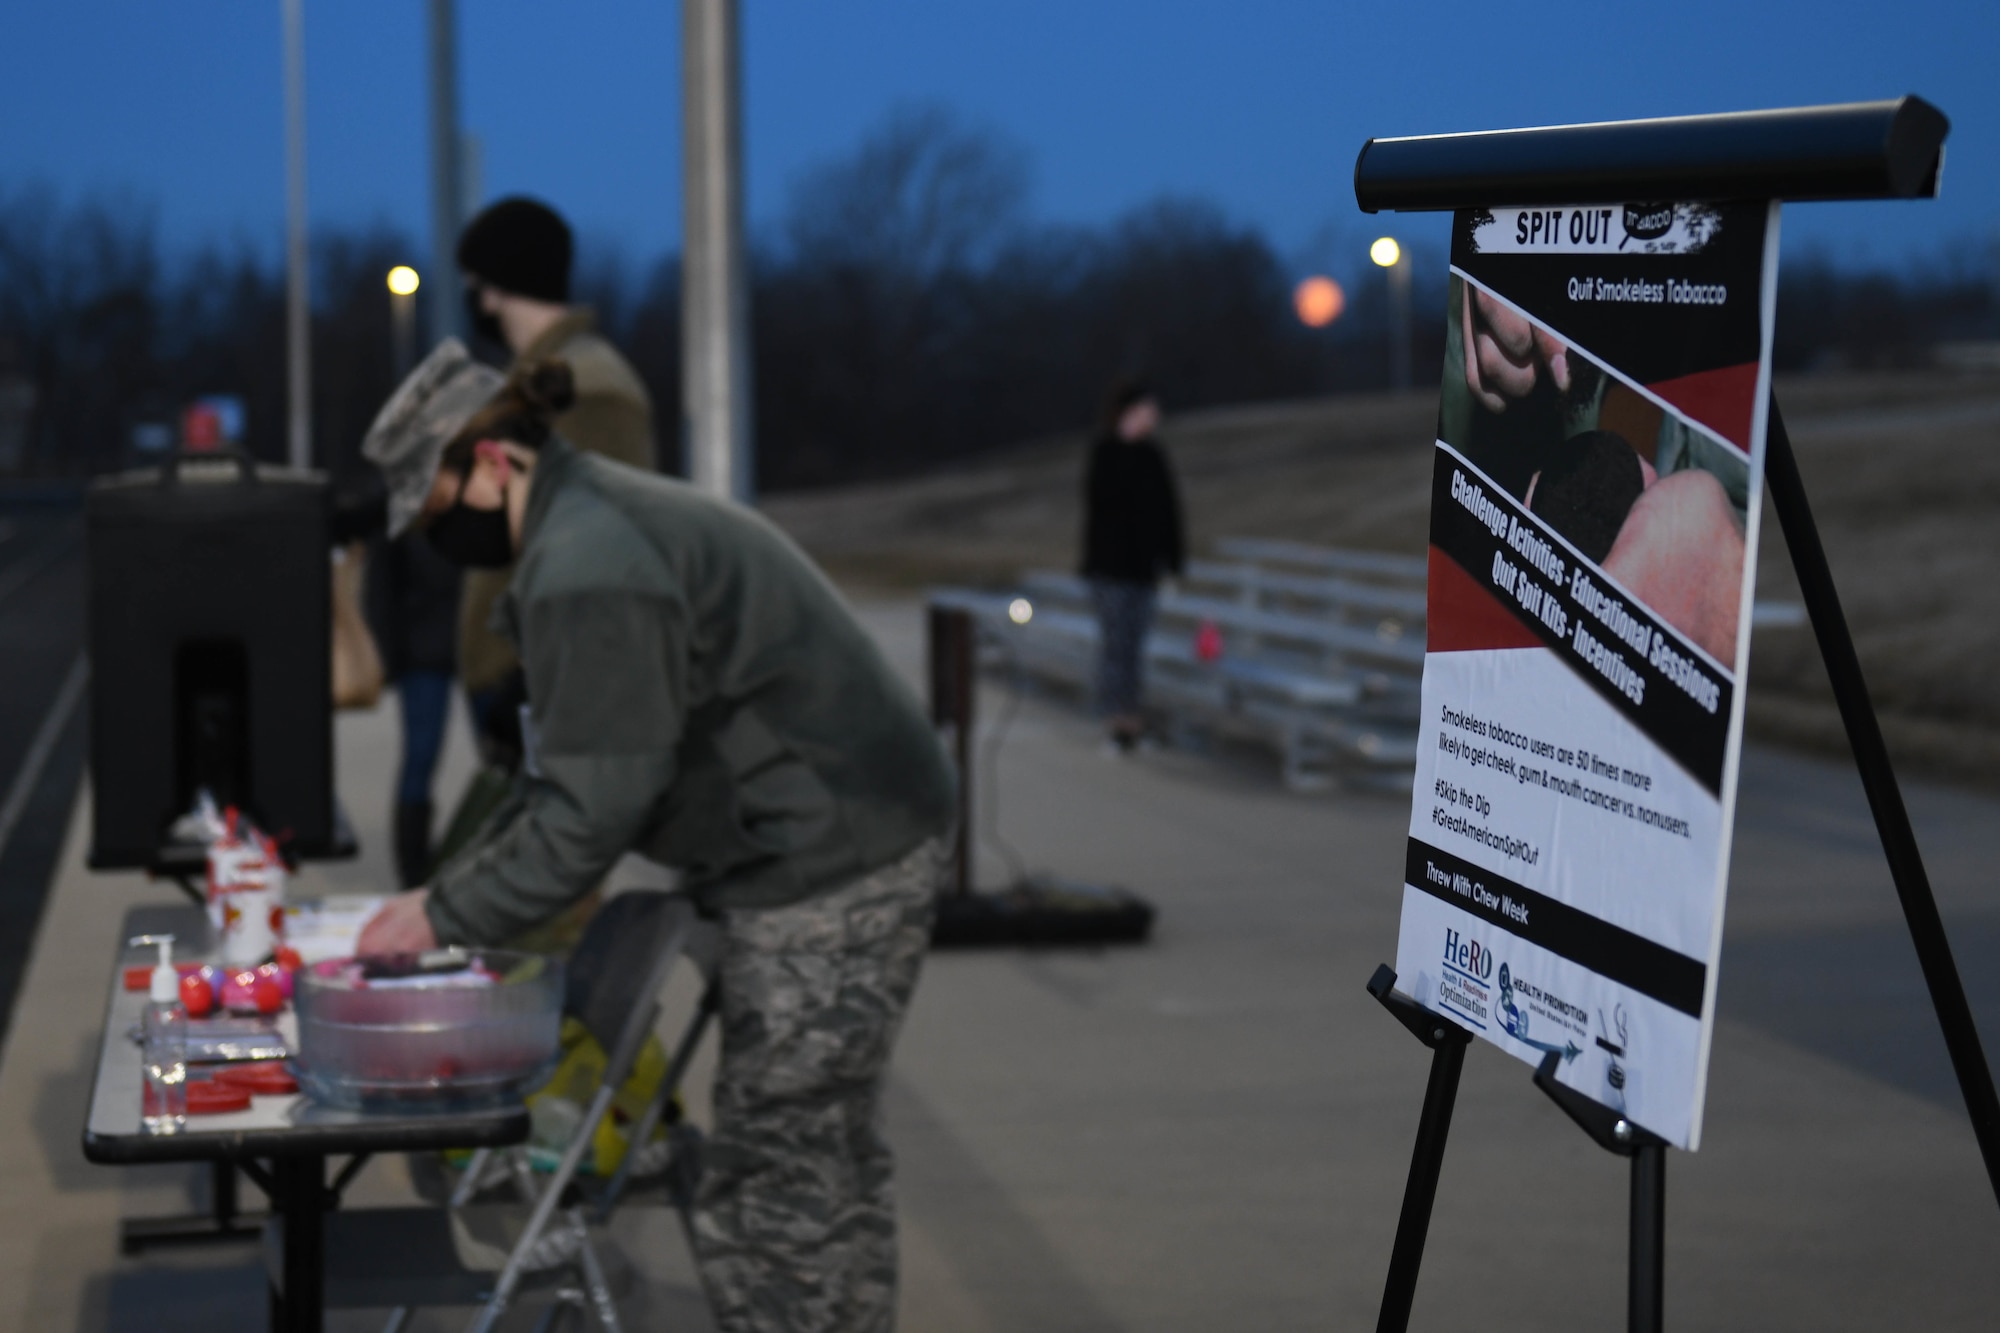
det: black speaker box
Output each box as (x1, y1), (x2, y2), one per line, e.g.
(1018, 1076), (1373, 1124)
(86, 453), (333, 868)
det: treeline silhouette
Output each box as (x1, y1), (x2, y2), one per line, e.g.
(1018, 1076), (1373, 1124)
(1, 105), (1993, 489)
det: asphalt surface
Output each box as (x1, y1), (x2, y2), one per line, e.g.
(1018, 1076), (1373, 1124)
(1, 575), (1998, 1328)
(0, 494), (87, 1059)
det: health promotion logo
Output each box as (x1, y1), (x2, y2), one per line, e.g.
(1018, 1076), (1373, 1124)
(1498, 961), (1581, 1062)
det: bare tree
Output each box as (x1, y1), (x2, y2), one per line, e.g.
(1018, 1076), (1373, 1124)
(0, 185), (160, 471)
(784, 103), (1029, 282)
(2, 109), (1989, 489)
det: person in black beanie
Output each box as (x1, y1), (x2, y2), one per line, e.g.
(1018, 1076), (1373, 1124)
(451, 196), (658, 755)
(457, 197), (575, 344)
(1080, 377), (1185, 753)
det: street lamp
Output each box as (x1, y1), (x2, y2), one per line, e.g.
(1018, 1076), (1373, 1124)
(387, 266), (421, 376)
(1372, 236), (1412, 391)
(1294, 275), (1346, 328)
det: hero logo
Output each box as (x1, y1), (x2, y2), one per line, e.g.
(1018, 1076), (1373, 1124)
(1444, 928), (1493, 981)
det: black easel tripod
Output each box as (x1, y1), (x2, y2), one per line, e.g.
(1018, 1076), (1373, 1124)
(1354, 96), (2000, 1332)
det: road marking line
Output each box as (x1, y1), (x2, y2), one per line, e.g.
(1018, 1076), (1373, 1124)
(0, 521), (77, 610)
(0, 655), (88, 867)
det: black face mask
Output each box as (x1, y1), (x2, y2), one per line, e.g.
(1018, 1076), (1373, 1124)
(464, 286), (506, 350)
(426, 491), (514, 568)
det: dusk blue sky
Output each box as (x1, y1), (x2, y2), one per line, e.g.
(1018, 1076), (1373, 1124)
(2, 1), (1994, 287)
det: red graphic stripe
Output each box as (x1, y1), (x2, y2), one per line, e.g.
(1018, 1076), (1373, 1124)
(1426, 545), (1543, 654)
(1645, 362), (1759, 455)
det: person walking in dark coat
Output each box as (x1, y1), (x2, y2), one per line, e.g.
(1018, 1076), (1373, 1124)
(1081, 378), (1185, 752)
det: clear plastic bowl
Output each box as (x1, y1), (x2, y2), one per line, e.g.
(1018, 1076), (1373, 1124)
(292, 949), (564, 1111)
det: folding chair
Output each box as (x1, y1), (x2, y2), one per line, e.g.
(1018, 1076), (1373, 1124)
(453, 911), (722, 1224)
(299, 891), (711, 1332)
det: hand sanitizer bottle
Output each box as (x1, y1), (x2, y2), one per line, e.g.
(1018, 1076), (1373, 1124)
(133, 935), (187, 1134)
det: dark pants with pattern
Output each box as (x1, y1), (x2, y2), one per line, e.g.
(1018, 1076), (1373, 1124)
(1090, 576), (1157, 718)
(691, 838), (941, 1333)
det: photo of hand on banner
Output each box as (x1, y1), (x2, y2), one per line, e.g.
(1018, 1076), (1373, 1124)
(1444, 275), (1749, 665)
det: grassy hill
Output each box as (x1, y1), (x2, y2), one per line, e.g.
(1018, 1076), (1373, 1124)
(765, 369), (2000, 786)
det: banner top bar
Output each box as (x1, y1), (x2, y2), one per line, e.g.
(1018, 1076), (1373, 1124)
(1355, 96), (1947, 213)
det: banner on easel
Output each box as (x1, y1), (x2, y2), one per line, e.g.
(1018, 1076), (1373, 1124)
(1394, 200), (1781, 1149)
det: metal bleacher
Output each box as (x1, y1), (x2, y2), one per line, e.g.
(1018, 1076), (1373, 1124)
(933, 535), (1810, 794)
(931, 539), (1430, 792)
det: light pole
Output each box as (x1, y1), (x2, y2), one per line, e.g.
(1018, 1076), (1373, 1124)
(387, 267), (421, 377)
(682, 0), (754, 503)
(281, 0), (311, 469)
(428, 0), (464, 343)
(1372, 236), (1412, 392)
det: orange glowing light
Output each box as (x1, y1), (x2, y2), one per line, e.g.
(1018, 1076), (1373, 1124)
(1294, 275), (1344, 328)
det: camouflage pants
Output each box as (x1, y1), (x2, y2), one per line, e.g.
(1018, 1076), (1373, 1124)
(691, 838), (941, 1333)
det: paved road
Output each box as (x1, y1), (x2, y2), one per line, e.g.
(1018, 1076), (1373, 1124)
(0, 495), (87, 1057)
(868, 603), (2000, 1332)
(1722, 746), (2000, 1113)
(1, 592), (1997, 1330)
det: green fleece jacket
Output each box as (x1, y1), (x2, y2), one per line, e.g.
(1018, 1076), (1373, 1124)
(425, 439), (955, 944)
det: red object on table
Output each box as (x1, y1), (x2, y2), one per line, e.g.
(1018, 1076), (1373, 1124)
(213, 1062), (300, 1096)
(221, 968), (265, 1013)
(185, 1082), (253, 1115)
(179, 972), (216, 1018)
(124, 961), (211, 992)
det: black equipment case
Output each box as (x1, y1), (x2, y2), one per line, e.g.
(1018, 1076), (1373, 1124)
(86, 452), (333, 869)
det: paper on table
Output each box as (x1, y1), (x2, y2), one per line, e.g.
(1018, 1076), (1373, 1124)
(283, 896), (384, 964)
